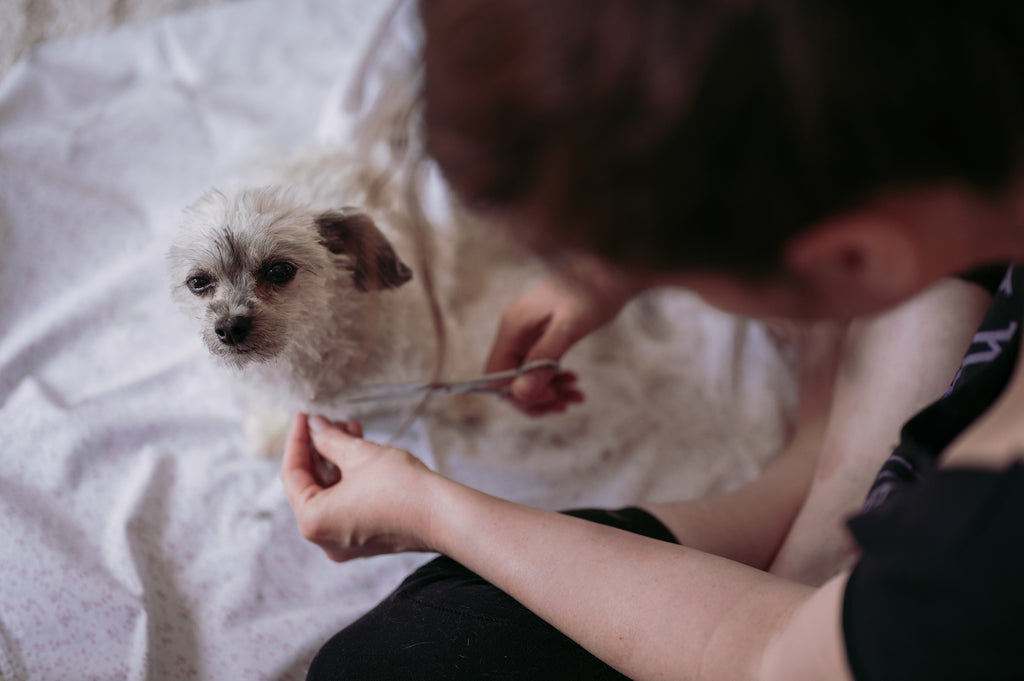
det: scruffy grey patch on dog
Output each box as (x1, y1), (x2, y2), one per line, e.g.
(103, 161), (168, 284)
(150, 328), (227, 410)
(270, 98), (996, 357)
(316, 210), (413, 292)
(210, 229), (253, 285)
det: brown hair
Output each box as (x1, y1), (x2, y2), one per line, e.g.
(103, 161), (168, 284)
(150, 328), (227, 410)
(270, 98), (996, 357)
(419, 0), (1024, 276)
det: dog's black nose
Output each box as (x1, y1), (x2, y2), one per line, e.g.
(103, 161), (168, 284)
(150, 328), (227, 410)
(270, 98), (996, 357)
(215, 316), (253, 345)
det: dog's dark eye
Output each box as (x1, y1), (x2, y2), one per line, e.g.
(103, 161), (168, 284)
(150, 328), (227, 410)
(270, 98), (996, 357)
(187, 275), (213, 294)
(264, 262), (297, 285)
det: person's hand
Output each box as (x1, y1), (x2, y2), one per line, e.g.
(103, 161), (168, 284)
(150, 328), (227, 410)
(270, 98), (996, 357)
(280, 413), (436, 561)
(486, 258), (641, 415)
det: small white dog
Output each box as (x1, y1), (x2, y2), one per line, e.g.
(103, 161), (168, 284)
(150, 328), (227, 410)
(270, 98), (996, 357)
(168, 151), (537, 459)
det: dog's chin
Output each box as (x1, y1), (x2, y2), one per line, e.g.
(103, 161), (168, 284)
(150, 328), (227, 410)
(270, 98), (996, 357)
(203, 338), (281, 369)
(217, 348), (262, 370)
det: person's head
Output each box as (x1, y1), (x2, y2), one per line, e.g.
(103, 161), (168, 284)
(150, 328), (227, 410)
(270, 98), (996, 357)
(419, 0), (1024, 318)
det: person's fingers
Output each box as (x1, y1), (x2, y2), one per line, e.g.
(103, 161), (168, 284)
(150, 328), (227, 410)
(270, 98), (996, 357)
(313, 419), (360, 488)
(507, 350), (564, 402)
(281, 413), (322, 508)
(523, 392), (584, 415)
(484, 311), (552, 374)
(501, 370), (582, 409)
(508, 346), (580, 399)
(307, 414), (347, 462)
(345, 420), (364, 438)
(507, 317), (586, 401)
(507, 371), (585, 415)
(308, 414), (374, 468)
(508, 369), (556, 402)
(563, 389), (585, 404)
(550, 371), (580, 391)
(333, 417), (362, 438)
(319, 417), (364, 438)
(553, 379), (585, 404)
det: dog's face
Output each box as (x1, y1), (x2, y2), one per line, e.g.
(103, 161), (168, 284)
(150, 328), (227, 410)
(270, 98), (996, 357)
(168, 187), (412, 368)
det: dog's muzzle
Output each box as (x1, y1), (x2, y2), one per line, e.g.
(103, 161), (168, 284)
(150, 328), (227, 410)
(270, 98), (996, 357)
(215, 315), (253, 346)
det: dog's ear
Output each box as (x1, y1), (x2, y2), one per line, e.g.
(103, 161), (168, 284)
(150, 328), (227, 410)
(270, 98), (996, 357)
(315, 210), (413, 292)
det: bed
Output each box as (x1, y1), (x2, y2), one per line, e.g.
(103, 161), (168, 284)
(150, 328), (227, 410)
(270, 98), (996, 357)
(0, 2), (797, 679)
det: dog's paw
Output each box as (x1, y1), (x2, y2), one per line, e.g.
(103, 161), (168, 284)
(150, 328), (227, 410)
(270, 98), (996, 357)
(243, 410), (293, 458)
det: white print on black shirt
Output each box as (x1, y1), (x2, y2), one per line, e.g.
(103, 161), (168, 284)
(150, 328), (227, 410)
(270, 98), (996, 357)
(946, 322), (1019, 395)
(999, 267), (1014, 296)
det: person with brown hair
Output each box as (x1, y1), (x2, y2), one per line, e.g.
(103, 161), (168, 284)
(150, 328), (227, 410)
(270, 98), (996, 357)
(282, 1), (1024, 678)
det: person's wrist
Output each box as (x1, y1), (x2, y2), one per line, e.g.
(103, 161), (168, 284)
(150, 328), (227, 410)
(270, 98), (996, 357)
(404, 468), (456, 553)
(414, 472), (491, 558)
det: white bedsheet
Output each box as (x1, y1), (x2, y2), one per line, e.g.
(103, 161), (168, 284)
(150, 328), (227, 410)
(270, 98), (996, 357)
(0, 2), (797, 679)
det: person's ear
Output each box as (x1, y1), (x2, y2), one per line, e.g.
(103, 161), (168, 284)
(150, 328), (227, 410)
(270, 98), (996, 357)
(783, 211), (924, 316)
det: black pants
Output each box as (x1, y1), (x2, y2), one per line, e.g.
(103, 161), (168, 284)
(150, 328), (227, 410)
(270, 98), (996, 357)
(307, 507), (679, 681)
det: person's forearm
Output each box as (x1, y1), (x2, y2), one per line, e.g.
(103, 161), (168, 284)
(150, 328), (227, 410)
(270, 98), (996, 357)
(645, 318), (841, 569)
(642, 426), (821, 570)
(424, 475), (822, 681)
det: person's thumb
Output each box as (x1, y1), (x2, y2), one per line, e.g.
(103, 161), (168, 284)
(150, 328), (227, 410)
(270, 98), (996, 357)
(308, 414), (356, 464)
(511, 330), (573, 401)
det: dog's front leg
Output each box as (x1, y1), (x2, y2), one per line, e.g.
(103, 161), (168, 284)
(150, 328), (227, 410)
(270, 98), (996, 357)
(243, 409), (293, 458)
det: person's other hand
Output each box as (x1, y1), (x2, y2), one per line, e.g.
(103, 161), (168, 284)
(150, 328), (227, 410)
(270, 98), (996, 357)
(281, 413), (436, 561)
(485, 259), (639, 415)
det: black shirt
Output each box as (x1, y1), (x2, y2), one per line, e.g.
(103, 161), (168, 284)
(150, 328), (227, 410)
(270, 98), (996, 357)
(843, 264), (1024, 681)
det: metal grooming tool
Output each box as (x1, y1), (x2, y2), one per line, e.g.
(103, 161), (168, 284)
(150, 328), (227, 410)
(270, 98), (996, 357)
(343, 359), (561, 405)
